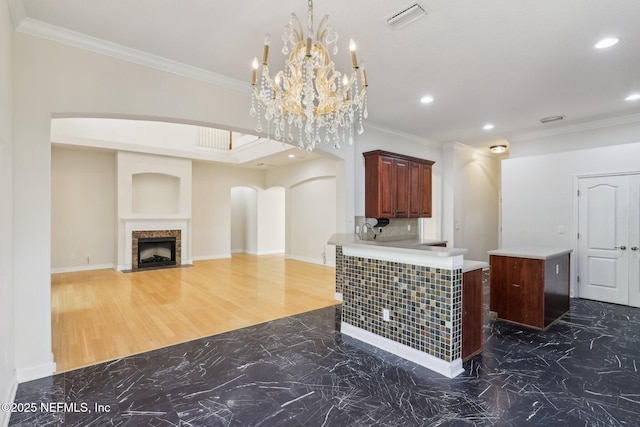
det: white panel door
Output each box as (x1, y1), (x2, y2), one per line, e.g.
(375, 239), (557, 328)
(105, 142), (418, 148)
(628, 175), (640, 307)
(578, 174), (640, 307)
(578, 176), (629, 305)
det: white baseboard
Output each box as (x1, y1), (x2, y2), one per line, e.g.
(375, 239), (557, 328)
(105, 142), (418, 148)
(286, 254), (328, 266)
(341, 322), (464, 378)
(51, 263), (115, 274)
(191, 254), (232, 261)
(256, 250), (285, 256)
(0, 370), (17, 427)
(16, 357), (56, 383)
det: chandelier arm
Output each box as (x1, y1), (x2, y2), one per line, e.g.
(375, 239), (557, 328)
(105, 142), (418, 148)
(317, 15), (329, 42)
(291, 14), (303, 42)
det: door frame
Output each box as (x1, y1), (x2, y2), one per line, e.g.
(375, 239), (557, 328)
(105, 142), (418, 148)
(573, 170), (640, 301)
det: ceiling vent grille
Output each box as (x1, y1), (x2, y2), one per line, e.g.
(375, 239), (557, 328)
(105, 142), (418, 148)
(387, 2), (428, 29)
(539, 115), (565, 124)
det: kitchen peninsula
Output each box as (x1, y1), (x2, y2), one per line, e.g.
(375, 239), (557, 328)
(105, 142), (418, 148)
(329, 234), (485, 378)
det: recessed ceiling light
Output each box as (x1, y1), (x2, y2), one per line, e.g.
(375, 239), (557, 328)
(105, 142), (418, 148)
(489, 145), (507, 154)
(625, 93), (640, 101)
(594, 37), (619, 49)
(288, 154), (296, 158)
(483, 123), (494, 130)
(420, 95), (434, 104)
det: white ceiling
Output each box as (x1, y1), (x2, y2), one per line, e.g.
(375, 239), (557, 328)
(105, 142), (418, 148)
(11, 0), (640, 151)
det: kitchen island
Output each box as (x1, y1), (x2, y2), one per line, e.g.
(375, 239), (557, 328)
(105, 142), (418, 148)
(329, 233), (482, 378)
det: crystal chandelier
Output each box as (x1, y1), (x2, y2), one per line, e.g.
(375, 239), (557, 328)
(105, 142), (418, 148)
(250, 0), (368, 152)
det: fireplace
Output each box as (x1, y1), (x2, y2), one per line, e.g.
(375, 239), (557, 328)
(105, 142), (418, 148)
(132, 230), (181, 271)
(138, 237), (176, 269)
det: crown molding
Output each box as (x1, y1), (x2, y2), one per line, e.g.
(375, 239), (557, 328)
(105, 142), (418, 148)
(507, 113), (640, 143)
(7, 0), (26, 29)
(364, 122), (443, 149)
(13, 17), (251, 94)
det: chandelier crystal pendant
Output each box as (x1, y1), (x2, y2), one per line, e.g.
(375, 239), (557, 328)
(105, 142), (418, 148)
(250, 0), (368, 152)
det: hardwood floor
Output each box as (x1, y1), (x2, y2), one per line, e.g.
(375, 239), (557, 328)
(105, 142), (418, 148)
(51, 254), (338, 373)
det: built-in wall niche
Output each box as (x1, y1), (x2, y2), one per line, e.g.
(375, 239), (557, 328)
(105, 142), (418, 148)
(132, 173), (180, 214)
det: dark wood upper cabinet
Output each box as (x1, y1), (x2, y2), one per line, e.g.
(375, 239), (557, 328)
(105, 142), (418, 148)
(364, 150), (434, 219)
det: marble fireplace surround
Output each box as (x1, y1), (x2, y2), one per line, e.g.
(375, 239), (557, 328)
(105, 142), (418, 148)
(132, 229), (181, 271)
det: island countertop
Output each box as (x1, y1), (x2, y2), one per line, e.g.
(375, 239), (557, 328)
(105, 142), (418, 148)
(488, 247), (572, 260)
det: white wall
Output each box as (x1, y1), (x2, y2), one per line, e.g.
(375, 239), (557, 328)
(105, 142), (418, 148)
(257, 187), (285, 255)
(502, 140), (640, 295)
(0, 0), (16, 422)
(231, 187), (250, 253)
(51, 146), (117, 272)
(289, 177), (337, 264)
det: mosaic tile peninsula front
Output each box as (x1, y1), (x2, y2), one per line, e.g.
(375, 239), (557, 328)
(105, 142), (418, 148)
(338, 246), (462, 363)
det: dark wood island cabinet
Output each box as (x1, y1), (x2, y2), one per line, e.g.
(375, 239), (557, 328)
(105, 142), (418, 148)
(462, 261), (486, 360)
(489, 247), (571, 330)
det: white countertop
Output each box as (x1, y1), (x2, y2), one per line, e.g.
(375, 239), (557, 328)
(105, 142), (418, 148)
(488, 247), (572, 260)
(328, 233), (466, 258)
(463, 260), (489, 273)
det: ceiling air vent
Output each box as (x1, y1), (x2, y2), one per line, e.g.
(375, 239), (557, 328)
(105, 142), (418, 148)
(539, 115), (565, 124)
(387, 2), (428, 29)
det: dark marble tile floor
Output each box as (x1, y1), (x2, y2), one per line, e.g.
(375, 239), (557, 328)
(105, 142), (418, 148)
(9, 297), (640, 426)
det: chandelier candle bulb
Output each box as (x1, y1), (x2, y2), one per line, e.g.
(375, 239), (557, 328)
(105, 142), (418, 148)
(360, 61), (368, 87)
(349, 39), (358, 69)
(251, 57), (259, 86)
(262, 34), (271, 65)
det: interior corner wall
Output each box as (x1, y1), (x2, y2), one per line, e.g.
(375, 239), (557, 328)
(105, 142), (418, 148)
(452, 145), (501, 261)
(51, 146), (117, 272)
(12, 32), (262, 381)
(1, 0), (17, 420)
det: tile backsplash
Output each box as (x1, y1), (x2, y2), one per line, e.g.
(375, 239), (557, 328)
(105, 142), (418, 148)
(355, 216), (419, 240)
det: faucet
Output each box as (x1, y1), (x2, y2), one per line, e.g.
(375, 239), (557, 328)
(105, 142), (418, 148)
(360, 222), (376, 240)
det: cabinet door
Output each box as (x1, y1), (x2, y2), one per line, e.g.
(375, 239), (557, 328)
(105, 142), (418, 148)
(409, 163), (433, 218)
(517, 258), (544, 328)
(377, 156), (395, 217)
(499, 257), (525, 323)
(419, 163), (432, 217)
(462, 269), (483, 360)
(408, 162), (421, 217)
(491, 255), (544, 328)
(394, 158), (409, 217)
